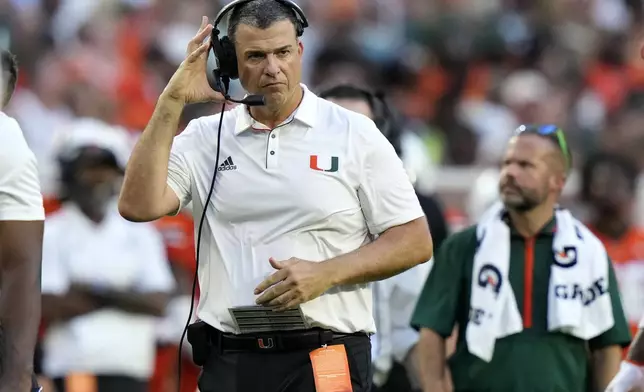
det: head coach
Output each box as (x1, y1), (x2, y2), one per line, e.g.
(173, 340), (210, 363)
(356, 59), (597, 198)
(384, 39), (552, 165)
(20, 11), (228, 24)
(117, 1), (433, 392)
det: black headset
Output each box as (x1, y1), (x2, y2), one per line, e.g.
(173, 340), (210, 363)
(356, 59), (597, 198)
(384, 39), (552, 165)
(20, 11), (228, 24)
(177, 2), (309, 391)
(207, 0), (309, 99)
(318, 84), (402, 155)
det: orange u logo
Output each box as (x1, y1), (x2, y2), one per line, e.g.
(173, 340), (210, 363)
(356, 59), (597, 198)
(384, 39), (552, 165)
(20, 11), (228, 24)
(310, 155), (339, 172)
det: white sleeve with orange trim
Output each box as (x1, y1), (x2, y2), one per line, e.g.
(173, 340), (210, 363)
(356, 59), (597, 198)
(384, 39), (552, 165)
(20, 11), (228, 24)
(605, 361), (644, 392)
(639, 312), (644, 329)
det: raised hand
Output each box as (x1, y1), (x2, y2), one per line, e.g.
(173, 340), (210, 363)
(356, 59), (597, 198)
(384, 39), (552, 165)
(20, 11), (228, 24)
(162, 16), (226, 105)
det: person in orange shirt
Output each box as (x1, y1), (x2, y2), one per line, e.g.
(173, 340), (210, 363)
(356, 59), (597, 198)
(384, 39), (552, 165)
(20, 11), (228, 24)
(582, 152), (644, 346)
(149, 211), (200, 392)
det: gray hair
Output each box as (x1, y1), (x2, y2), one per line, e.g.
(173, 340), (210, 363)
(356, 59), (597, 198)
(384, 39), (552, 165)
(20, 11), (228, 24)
(227, 0), (301, 43)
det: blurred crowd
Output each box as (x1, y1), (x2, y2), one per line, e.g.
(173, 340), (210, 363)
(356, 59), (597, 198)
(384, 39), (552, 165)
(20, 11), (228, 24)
(3, 0), (644, 391)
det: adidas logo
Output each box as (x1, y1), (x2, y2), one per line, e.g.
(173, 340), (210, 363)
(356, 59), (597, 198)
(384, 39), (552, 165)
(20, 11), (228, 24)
(218, 156), (237, 171)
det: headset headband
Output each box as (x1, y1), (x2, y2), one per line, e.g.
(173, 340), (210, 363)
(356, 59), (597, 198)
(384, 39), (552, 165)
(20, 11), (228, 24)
(213, 0), (309, 33)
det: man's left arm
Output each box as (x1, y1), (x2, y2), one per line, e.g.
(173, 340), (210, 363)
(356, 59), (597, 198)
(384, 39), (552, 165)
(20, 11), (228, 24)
(0, 152), (45, 392)
(324, 216), (432, 286)
(589, 260), (631, 392)
(325, 120), (433, 285)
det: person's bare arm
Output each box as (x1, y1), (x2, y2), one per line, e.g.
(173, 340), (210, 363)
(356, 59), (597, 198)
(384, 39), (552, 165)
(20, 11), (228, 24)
(91, 290), (170, 317)
(41, 290), (103, 323)
(254, 218), (432, 309)
(0, 220), (43, 392)
(629, 329), (644, 364)
(324, 217), (433, 285)
(118, 95), (184, 222)
(417, 328), (450, 392)
(118, 16), (224, 222)
(590, 345), (622, 391)
(71, 284), (169, 317)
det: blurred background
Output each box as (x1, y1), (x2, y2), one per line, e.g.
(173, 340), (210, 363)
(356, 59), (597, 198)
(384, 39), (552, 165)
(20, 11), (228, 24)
(3, 0), (644, 391)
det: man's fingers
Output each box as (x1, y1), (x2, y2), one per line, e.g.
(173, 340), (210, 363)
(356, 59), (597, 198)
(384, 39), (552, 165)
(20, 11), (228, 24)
(187, 24), (213, 54)
(186, 39), (210, 63)
(255, 281), (290, 305)
(269, 257), (284, 270)
(254, 269), (288, 295)
(266, 291), (295, 307)
(274, 298), (302, 312)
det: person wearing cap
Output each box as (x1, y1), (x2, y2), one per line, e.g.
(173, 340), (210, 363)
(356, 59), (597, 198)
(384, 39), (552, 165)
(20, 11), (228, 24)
(319, 83), (448, 392)
(0, 49), (46, 392)
(411, 125), (630, 392)
(39, 119), (176, 392)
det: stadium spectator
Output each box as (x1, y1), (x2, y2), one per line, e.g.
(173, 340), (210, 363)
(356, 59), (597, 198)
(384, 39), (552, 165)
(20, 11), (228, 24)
(39, 119), (175, 392)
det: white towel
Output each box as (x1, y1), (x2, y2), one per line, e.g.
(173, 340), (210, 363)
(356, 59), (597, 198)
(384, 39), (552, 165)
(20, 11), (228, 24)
(467, 202), (614, 362)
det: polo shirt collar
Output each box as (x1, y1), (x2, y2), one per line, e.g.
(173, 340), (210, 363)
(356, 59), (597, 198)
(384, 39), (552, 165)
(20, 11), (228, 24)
(501, 210), (557, 237)
(234, 83), (317, 135)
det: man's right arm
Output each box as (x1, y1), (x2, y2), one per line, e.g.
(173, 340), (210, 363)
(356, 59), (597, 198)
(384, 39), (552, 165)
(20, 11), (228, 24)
(410, 232), (467, 392)
(118, 16), (224, 222)
(118, 94), (185, 222)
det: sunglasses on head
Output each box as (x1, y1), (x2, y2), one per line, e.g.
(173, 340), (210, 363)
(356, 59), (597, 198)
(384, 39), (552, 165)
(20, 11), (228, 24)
(515, 124), (571, 171)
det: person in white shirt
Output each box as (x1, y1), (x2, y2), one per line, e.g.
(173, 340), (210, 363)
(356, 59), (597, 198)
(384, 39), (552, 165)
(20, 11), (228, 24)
(117, 1), (433, 391)
(605, 319), (644, 392)
(319, 83), (433, 392)
(0, 49), (45, 392)
(40, 120), (176, 392)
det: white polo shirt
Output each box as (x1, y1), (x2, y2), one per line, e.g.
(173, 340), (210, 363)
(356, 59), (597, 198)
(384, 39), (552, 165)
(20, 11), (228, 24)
(166, 84), (424, 334)
(41, 203), (175, 378)
(0, 112), (45, 221)
(371, 259), (432, 384)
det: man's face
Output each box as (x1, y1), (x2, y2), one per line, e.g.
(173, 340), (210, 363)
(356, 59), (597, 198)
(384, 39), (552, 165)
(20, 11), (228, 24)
(499, 134), (563, 212)
(69, 161), (121, 219)
(234, 21), (303, 108)
(588, 162), (633, 215)
(325, 97), (374, 120)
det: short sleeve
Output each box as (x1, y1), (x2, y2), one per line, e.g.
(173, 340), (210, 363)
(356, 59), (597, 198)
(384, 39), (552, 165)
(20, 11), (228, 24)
(0, 147), (44, 221)
(410, 233), (466, 337)
(133, 224), (177, 293)
(41, 222), (70, 295)
(357, 121), (424, 235)
(589, 259), (632, 350)
(166, 120), (203, 214)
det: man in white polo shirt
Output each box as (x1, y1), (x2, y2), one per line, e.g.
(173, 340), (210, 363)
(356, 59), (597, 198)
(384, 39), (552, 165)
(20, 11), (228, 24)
(319, 83), (434, 392)
(118, 1), (433, 391)
(0, 49), (45, 392)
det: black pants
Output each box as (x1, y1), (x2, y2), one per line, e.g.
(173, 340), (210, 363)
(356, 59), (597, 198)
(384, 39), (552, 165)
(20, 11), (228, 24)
(198, 333), (373, 392)
(52, 375), (148, 392)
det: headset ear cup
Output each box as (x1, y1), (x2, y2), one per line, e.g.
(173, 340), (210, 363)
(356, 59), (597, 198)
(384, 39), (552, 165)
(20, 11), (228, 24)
(220, 36), (239, 80)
